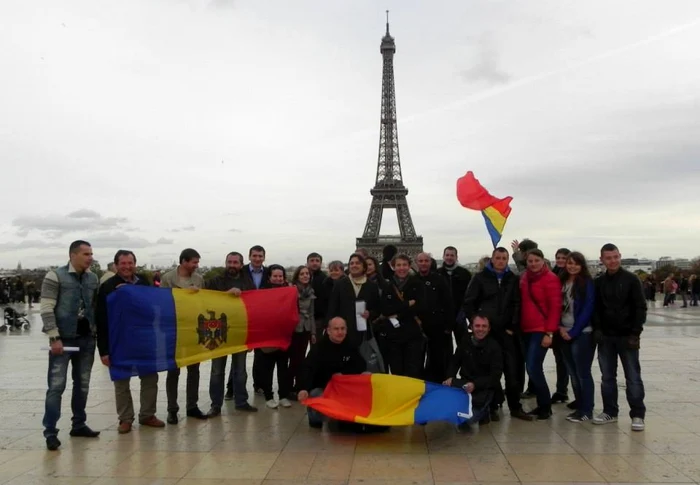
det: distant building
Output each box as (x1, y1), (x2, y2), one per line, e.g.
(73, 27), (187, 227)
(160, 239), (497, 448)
(621, 258), (655, 274)
(587, 260), (604, 275)
(655, 257), (691, 270)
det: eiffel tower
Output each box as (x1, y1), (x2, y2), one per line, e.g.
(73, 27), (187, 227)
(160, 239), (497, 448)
(356, 13), (424, 259)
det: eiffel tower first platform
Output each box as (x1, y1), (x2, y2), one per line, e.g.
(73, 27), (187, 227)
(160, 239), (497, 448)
(356, 14), (424, 259)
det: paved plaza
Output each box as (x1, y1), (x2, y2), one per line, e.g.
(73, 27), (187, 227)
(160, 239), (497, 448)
(0, 302), (699, 484)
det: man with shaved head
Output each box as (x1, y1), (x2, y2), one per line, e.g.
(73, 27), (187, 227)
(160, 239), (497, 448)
(297, 317), (367, 429)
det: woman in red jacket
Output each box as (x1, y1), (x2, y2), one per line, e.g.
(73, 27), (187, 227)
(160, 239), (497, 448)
(520, 249), (562, 420)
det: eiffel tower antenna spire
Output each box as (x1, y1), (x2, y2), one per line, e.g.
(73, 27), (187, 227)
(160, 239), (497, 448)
(356, 17), (424, 259)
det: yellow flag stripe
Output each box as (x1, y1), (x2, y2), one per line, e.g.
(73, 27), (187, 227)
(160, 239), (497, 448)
(172, 288), (249, 368)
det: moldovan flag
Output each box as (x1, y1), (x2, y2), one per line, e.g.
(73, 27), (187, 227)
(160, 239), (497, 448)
(304, 374), (473, 426)
(107, 285), (299, 381)
(456, 171), (513, 247)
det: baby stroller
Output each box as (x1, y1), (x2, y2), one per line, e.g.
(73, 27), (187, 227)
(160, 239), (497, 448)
(1, 307), (30, 331)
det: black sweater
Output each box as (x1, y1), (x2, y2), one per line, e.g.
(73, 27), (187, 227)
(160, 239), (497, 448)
(96, 274), (150, 357)
(298, 335), (367, 391)
(448, 334), (503, 404)
(593, 269), (647, 337)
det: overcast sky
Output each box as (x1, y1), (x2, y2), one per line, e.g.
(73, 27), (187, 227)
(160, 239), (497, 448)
(2, 0), (700, 269)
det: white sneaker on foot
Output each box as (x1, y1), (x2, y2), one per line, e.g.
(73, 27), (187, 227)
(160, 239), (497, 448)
(631, 417), (645, 431)
(279, 398), (292, 408)
(266, 399), (278, 409)
(592, 413), (618, 425)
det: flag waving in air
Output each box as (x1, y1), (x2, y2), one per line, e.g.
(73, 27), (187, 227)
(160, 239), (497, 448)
(456, 171), (513, 247)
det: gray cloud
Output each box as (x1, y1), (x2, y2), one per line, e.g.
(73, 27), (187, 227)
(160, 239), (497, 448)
(460, 34), (511, 85)
(170, 225), (195, 233)
(0, 240), (64, 250)
(87, 233), (175, 249)
(13, 210), (128, 236)
(229, 228), (242, 233)
(67, 209), (101, 218)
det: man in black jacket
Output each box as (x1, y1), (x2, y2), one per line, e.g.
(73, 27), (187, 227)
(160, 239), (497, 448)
(205, 251), (257, 415)
(437, 246), (472, 345)
(298, 317), (367, 428)
(679, 276), (689, 308)
(96, 250), (165, 434)
(444, 314), (502, 430)
(463, 247), (533, 421)
(593, 243), (647, 432)
(416, 252), (452, 383)
(307, 252), (328, 342)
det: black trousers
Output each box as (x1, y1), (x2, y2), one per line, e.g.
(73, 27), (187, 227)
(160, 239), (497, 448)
(252, 349), (263, 391)
(424, 330), (452, 383)
(258, 350), (290, 401)
(385, 337), (425, 379)
(493, 332), (526, 412)
(166, 363), (200, 413)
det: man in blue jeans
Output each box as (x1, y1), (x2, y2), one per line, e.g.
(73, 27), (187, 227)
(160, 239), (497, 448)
(40, 240), (101, 450)
(205, 251), (258, 415)
(593, 243), (647, 431)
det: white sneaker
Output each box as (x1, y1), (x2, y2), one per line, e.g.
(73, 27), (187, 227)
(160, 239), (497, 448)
(279, 398), (292, 408)
(265, 399), (278, 409)
(592, 413), (618, 425)
(631, 417), (645, 431)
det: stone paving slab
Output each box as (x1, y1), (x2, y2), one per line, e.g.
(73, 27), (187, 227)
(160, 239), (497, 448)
(0, 302), (698, 484)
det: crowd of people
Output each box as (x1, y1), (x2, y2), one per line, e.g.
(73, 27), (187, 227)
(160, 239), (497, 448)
(37, 237), (649, 450)
(0, 277), (38, 306)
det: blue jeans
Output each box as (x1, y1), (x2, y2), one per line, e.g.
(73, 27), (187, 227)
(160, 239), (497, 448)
(43, 336), (96, 438)
(307, 388), (325, 426)
(597, 335), (646, 419)
(210, 351), (249, 409)
(524, 332), (551, 411)
(560, 332), (595, 417)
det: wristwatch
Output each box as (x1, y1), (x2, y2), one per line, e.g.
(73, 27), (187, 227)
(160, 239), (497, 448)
(49, 337), (62, 343)
(545, 333), (553, 338)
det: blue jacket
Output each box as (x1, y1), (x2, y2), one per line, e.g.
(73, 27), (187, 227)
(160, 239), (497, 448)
(567, 278), (595, 338)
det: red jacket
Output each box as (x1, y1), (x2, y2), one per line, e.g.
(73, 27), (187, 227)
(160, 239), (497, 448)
(520, 267), (562, 333)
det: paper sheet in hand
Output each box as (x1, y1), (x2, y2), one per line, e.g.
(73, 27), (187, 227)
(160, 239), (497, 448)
(355, 300), (367, 331)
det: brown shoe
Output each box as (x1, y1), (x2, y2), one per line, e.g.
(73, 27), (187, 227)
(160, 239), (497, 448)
(139, 416), (165, 428)
(118, 421), (133, 434)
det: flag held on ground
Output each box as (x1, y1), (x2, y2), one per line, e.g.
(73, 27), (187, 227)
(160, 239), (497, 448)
(456, 171), (513, 247)
(304, 374), (473, 426)
(107, 285), (299, 381)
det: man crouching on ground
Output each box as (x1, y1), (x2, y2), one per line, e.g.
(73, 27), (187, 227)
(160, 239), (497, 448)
(443, 314), (503, 432)
(297, 317), (367, 429)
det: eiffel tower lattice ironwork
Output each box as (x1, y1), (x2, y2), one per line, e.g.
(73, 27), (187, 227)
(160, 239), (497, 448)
(356, 13), (424, 259)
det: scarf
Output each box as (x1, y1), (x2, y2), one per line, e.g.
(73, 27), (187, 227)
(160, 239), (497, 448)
(296, 283), (314, 300)
(350, 275), (366, 297)
(392, 275), (408, 291)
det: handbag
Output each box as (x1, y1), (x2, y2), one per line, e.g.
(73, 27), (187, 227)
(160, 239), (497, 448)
(359, 325), (386, 374)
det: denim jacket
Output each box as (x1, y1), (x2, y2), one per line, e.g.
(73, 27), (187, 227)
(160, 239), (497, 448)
(42, 264), (98, 338)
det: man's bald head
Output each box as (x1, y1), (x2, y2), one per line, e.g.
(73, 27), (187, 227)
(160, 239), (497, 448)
(327, 317), (347, 344)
